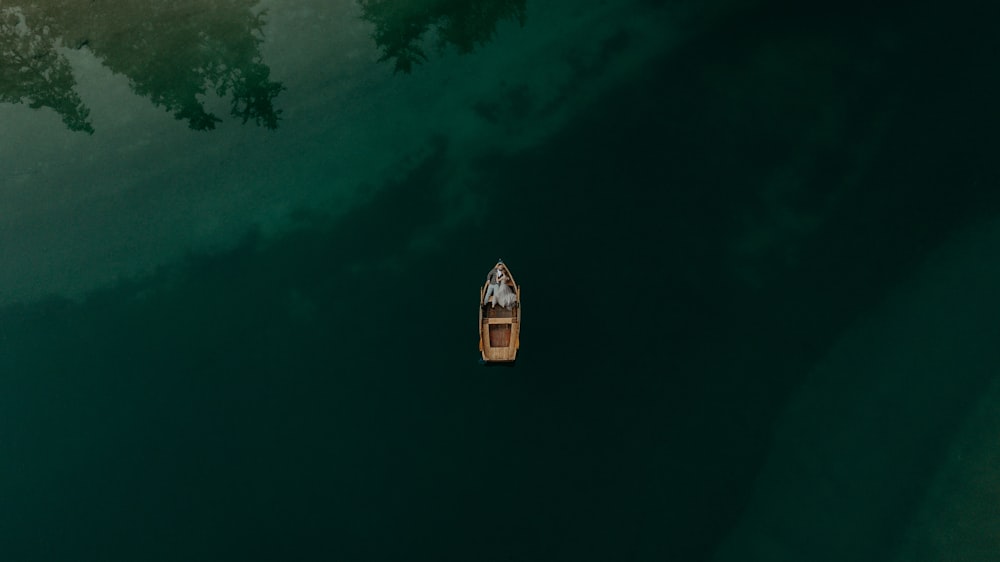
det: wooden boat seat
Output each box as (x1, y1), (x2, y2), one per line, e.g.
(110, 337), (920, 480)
(485, 317), (515, 324)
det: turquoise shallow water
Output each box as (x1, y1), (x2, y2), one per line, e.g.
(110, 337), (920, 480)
(2, 1), (1000, 560)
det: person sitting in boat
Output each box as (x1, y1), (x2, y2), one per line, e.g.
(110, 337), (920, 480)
(484, 265), (517, 309)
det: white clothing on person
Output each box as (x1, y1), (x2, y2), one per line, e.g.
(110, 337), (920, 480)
(484, 267), (517, 308)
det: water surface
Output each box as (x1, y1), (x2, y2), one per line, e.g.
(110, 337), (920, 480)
(2, 0), (1000, 560)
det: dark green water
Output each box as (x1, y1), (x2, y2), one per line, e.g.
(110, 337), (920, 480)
(2, 1), (1000, 560)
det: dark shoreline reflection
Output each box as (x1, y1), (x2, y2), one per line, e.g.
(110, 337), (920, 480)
(359, 0), (527, 73)
(0, 1), (283, 133)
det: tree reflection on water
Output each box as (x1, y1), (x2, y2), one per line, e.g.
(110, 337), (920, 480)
(1, 0), (529, 132)
(1, 8), (95, 133)
(0, 1), (283, 133)
(359, 0), (527, 73)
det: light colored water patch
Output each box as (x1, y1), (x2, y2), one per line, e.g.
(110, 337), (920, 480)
(0, 0), (706, 305)
(713, 216), (1000, 561)
(891, 374), (1000, 561)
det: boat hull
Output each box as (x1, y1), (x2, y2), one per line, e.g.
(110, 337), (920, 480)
(479, 264), (520, 364)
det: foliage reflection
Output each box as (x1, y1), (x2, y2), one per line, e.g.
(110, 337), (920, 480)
(0, 1), (283, 133)
(359, 0), (527, 73)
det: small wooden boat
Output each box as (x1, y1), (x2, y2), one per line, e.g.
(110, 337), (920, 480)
(479, 259), (521, 365)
